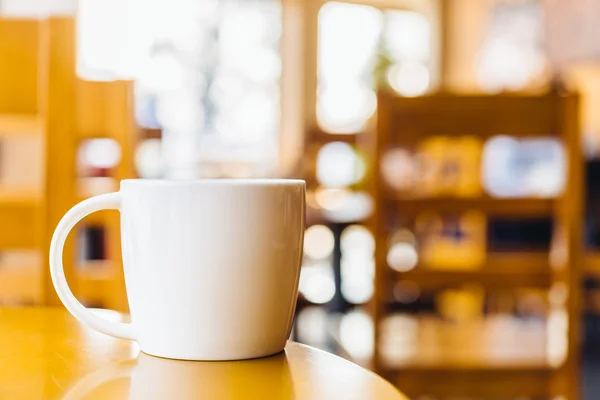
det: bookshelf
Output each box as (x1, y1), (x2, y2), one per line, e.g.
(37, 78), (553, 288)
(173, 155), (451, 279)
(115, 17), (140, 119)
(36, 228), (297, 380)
(368, 91), (583, 399)
(0, 17), (135, 310)
(0, 18), (48, 305)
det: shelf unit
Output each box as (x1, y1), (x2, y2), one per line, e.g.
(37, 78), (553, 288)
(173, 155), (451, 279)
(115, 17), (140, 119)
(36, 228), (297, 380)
(0, 17), (135, 310)
(368, 91), (583, 399)
(378, 315), (553, 399)
(44, 18), (136, 311)
(0, 114), (43, 136)
(389, 195), (555, 217)
(0, 18), (48, 305)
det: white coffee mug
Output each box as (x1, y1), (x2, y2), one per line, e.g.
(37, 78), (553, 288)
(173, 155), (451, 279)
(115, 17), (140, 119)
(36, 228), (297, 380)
(50, 179), (305, 361)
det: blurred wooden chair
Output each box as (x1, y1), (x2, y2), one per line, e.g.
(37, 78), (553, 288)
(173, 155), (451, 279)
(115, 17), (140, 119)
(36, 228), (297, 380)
(369, 91), (582, 399)
(0, 17), (135, 311)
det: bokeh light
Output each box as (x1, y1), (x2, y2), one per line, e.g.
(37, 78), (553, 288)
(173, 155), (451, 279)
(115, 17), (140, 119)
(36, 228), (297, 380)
(341, 257), (375, 304)
(341, 281), (374, 305)
(78, 139), (122, 170)
(317, 1), (381, 133)
(314, 187), (352, 210)
(340, 225), (375, 304)
(383, 11), (430, 62)
(320, 191), (374, 223)
(387, 243), (419, 272)
(135, 139), (165, 179)
(317, 84), (377, 133)
(387, 62), (430, 97)
(339, 310), (374, 360)
(316, 142), (365, 187)
(547, 308), (568, 367)
(548, 282), (568, 307)
(314, 188), (374, 222)
(341, 225), (375, 257)
(389, 228), (417, 247)
(304, 225), (335, 260)
(296, 306), (328, 346)
(381, 148), (416, 191)
(318, 2), (382, 81)
(299, 263), (336, 304)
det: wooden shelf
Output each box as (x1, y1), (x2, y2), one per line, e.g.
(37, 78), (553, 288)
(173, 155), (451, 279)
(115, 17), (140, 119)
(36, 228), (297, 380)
(77, 177), (118, 201)
(387, 252), (550, 290)
(381, 93), (562, 140)
(77, 260), (115, 277)
(0, 187), (42, 248)
(0, 257), (116, 315)
(392, 268), (550, 291)
(139, 127), (162, 140)
(389, 195), (555, 217)
(0, 187), (43, 204)
(383, 363), (552, 399)
(0, 260), (117, 304)
(330, 312), (554, 398)
(309, 128), (363, 144)
(585, 251), (600, 276)
(0, 114), (43, 136)
(77, 260), (117, 304)
(0, 262), (41, 304)
(378, 315), (552, 372)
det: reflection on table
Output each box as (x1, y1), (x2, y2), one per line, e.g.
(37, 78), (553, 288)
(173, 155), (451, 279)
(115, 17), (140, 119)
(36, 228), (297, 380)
(0, 308), (404, 400)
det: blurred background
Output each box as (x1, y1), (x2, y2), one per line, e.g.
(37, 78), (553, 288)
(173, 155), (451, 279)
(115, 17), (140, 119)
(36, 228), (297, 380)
(2, 0), (600, 398)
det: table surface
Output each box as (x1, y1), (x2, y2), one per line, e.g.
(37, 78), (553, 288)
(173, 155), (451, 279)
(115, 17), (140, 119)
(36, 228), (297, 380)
(0, 308), (404, 400)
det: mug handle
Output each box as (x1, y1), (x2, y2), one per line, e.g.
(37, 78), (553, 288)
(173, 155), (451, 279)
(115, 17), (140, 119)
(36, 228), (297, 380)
(49, 192), (135, 340)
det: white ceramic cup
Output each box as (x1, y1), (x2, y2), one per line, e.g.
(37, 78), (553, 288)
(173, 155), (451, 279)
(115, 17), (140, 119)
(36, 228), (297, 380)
(50, 179), (305, 361)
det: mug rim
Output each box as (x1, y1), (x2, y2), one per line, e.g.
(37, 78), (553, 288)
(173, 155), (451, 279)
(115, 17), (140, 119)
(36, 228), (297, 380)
(121, 178), (305, 186)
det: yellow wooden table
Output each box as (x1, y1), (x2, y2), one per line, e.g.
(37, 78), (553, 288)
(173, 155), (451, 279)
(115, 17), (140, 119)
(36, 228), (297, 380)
(0, 308), (404, 399)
